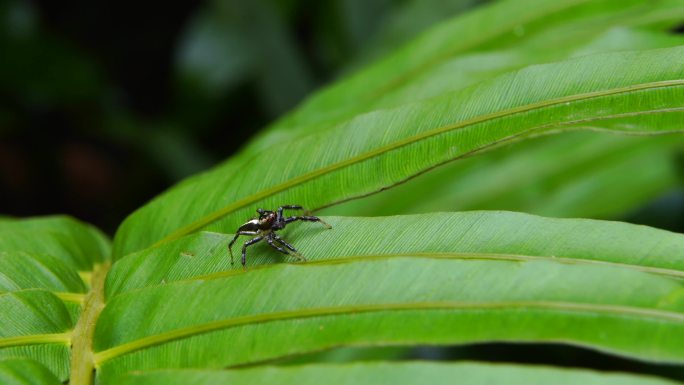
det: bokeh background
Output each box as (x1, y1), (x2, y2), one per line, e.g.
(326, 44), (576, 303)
(3, 0), (684, 234)
(0, 0), (484, 234)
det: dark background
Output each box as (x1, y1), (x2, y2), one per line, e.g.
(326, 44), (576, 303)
(0, 0), (482, 233)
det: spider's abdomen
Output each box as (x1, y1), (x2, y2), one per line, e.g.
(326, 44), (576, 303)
(237, 219), (260, 232)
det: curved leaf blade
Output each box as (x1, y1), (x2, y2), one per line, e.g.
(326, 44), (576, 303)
(98, 213), (684, 378)
(246, 3), (684, 151)
(0, 358), (61, 385)
(0, 252), (86, 295)
(271, 0), (684, 132)
(0, 216), (110, 271)
(319, 27), (684, 220)
(96, 258), (684, 377)
(113, 45), (684, 257)
(323, 132), (684, 218)
(107, 212), (684, 297)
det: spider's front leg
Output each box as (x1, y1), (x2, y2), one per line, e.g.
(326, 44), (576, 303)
(276, 205), (305, 224)
(284, 215), (332, 229)
(228, 231), (257, 265)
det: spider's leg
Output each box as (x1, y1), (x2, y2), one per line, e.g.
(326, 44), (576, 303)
(228, 231), (257, 265)
(284, 215), (332, 229)
(278, 205), (304, 213)
(277, 205), (305, 223)
(242, 235), (264, 268)
(266, 234), (290, 255)
(273, 233), (305, 262)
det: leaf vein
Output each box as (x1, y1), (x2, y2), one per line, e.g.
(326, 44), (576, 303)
(93, 300), (684, 365)
(153, 80), (684, 246)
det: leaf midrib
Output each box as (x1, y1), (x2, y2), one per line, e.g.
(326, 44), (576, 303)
(108, 251), (684, 299)
(56, 292), (86, 303)
(151, 79), (684, 248)
(0, 333), (71, 348)
(196, 252), (684, 280)
(70, 263), (109, 385)
(92, 299), (684, 366)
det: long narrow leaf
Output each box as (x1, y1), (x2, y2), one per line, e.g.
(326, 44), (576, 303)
(97, 213), (684, 379)
(284, 27), (684, 220)
(250, 2), (684, 145)
(113, 45), (684, 257)
(324, 132), (684, 218)
(107, 212), (684, 297)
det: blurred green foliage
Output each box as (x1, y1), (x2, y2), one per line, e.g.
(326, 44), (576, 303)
(0, 0), (485, 232)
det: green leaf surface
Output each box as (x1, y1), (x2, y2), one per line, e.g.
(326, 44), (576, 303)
(113, 44), (684, 257)
(106, 212), (684, 297)
(113, 0), (684, 257)
(253, 1), (684, 142)
(0, 290), (72, 381)
(0, 215), (111, 381)
(97, 212), (684, 380)
(311, 27), (684, 220)
(0, 358), (61, 385)
(0, 347), (70, 383)
(0, 252), (86, 294)
(0, 216), (110, 271)
(107, 362), (681, 385)
(0, 290), (72, 337)
(323, 131), (684, 218)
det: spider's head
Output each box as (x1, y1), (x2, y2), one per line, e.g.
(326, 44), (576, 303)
(257, 209), (276, 226)
(256, 208), (272, 217)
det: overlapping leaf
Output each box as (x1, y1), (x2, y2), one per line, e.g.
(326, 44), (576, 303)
(114, 43), (684, 257)
(96, 212), (684, 381)
(248, 1), (684, 146)
(275, 26), (684, 221)
(0, 216), (111, 381)
(324, 131), (684, 218)
(322, 26), (684, 218)
(0, 216), (110, 271)
(112, 0), (684, 258)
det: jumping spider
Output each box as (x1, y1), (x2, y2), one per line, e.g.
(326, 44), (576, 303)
(228, 205), (331, 268)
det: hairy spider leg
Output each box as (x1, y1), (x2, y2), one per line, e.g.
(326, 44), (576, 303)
(242, 236), (264, 267)
(284, 215), (332, 229)
(228, 231), (258, 265)
(272, 233), (305, 261)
